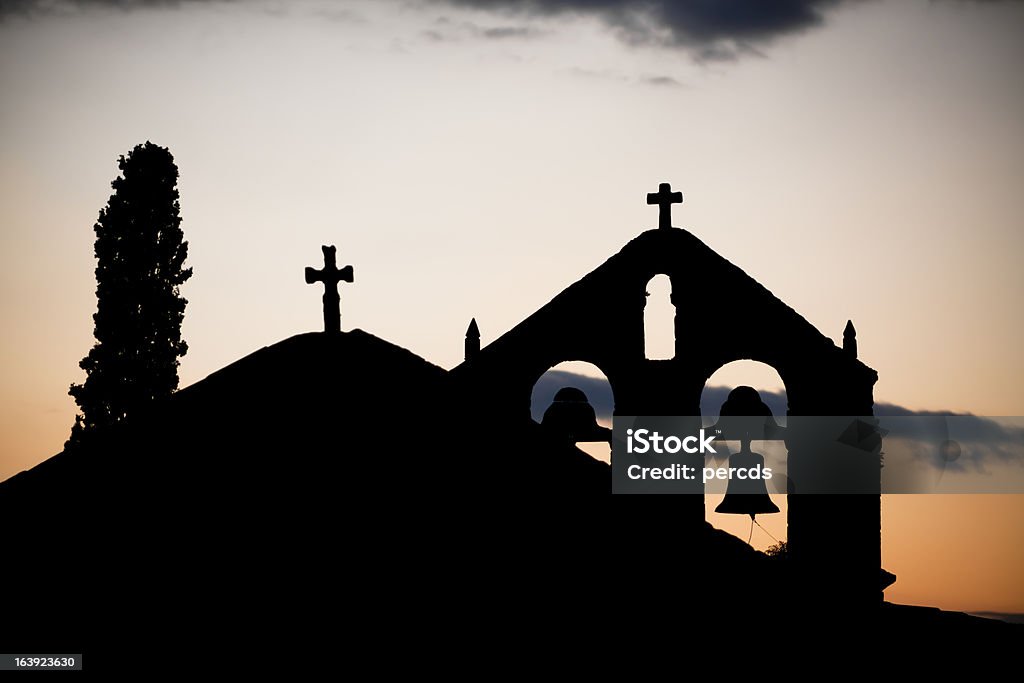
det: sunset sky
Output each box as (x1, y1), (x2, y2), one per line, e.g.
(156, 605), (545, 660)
(1, 0), (1022, 614)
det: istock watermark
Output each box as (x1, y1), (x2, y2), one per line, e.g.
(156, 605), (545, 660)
(612, 415), (1024, 495)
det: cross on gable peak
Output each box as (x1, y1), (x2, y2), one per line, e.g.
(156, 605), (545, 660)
(646, 182), (683, 230)
(305, 244), (354, 334)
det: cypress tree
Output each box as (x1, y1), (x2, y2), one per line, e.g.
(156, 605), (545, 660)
(69, 142), (192, 445)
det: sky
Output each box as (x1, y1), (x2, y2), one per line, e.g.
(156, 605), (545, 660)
(1, 0), (1022, 613)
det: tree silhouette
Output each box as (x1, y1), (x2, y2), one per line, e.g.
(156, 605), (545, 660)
(764, 541), (788, 559)
(68, 142), (192, 446)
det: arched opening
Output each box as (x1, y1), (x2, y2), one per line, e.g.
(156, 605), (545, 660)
(701, 360), (788, 552)
(644, 274), (675, 360)
(530, 360), (613, 464)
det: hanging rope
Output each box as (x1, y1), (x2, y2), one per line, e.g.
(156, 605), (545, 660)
(747, 516), (754, 544)
(753, 516), (780, 543)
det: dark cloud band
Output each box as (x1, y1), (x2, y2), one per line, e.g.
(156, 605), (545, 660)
(438, 0), (846, 59)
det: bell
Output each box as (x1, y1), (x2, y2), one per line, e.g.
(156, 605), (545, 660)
(714, 440), (780, 517)
(541, 387), (612, 444)
(709, 386), (782, 442)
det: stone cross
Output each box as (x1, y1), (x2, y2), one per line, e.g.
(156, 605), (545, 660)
(646, 182), (682, 230)
(305, 245), (353, 334)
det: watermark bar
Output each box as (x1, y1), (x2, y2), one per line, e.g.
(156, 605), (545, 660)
(0, 654), (82, 671)
(612, 416), (1024, 494)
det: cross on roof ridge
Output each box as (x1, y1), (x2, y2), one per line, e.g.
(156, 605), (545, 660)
(304, 244), (354, 334)
(646, 182), (682, 230)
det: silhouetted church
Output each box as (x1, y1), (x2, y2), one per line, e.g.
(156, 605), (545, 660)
(5, 183), (1012, 651)
(451, 182), (881, 605)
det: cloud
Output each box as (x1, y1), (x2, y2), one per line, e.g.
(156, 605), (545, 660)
(0, 0), (237, 20)
(423, 15), (544, 42)
(312, 5), (364, 23)
(1, 0), (204, 15)
(968, 612), (1024, 626)
(565, 66), (621, 79)
(481, 24), (534, 37)
(436, 0), (848, 61)
(531, 370), (614, 422)
(640, 75), (682, 87)
(565, 68), (684, 87)
(531, 369), (1024, 477)
(531, 370), (789, 423)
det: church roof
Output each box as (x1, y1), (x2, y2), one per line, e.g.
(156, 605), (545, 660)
(453, 227), (876, 384)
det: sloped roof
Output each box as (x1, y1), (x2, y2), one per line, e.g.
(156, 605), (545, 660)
(454, 227), (875, 384)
